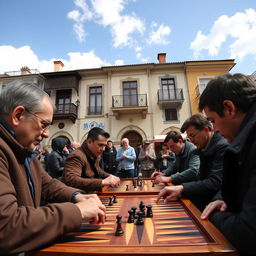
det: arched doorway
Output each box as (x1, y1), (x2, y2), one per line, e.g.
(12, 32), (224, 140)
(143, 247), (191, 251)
(122, 131), (142, 148)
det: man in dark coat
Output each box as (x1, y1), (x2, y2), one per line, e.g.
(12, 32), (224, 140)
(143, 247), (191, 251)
(47, 137), (69, 179)
(102, 140), (117, 175)
(198, 73), (256, 256)
(157, 114), (228, 211)
(152, 131), (200, 185)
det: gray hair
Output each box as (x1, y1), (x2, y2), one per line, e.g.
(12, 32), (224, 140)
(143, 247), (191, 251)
(0, 81), (54, 115)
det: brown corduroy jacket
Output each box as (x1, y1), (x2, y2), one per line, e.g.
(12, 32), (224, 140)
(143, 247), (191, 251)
(0, 124), (82, 255)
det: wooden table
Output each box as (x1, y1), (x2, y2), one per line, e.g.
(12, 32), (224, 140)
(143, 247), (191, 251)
(100, 178), (165, 195)
(31, 194), (238, 256)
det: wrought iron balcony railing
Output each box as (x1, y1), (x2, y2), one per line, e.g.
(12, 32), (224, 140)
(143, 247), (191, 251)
(54, 103), (78, 123)
(157, 88), (184, 103)
(112, 94), (147, 108)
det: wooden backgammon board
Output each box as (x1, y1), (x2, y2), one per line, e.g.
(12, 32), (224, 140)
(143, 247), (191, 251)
(31, 194), (238, 256)
(100, 178), (165, 195)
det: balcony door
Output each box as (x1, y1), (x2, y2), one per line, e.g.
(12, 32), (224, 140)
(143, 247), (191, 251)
(56, 89), (71, 113)
(123, 81), (138, 106)
(161, 78), (176, 100)
(89, 87), (102, 115)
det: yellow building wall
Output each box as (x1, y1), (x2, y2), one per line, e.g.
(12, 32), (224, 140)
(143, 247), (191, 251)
(185, 60), (235, 114)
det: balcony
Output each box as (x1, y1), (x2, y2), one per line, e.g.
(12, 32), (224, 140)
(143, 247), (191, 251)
(53, 103), (78, 123)
(112, 94), (148, 120)
(87, 106), (103, 115)
(157, 88), (184, 107)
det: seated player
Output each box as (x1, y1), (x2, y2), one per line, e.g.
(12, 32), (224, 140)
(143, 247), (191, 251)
(62, 127), (120, 193)
(198, 73), (256, 255)
(0, 81), (105, 255)
(151, 130), (200, 185)
(157, 114), (228, 211)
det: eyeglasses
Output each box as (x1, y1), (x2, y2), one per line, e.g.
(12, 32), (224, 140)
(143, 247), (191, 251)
(25, 109), (51, 132)
(187, 130), (201, 140)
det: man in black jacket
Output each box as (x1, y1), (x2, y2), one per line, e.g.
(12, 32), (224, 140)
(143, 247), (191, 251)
(47, 137), (69, 179)
(198, 73), (256, 256)
(157, 114), (228, 211)
(102, 140), (117, 175)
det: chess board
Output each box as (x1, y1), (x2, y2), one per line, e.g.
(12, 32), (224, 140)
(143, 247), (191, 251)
(100, 178), (165, 195)
(32, 195), (238, 256)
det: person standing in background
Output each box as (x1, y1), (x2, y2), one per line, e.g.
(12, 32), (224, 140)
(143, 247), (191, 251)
(138, 140), (156, 177)
(155, 143), (175, 172)
(116, 138), (136, 178)
(102, 140), (117, 175)
(47, 137), (69, 180)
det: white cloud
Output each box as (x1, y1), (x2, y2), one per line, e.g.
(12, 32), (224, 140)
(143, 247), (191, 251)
(111, 15), (145, 47)
(68, 0), (145, 48)
(190, 8), (256, 60)
(147, 23), (171, 45)
(0, 45), (111, 74)
(67, 0), (93, 42)
(114, 59), (124, 66)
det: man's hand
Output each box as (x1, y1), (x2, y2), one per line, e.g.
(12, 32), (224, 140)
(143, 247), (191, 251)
(156, 185), (183, 202)
(102, 175), (120, 187)
(151, 171), (164, 179)
(201, 200), (227, 220)
(154, 175), (171, 185)
(75, 196), (106, 224)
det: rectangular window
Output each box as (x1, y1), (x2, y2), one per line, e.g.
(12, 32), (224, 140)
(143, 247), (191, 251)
(164, 108), (178, 121)
(161, 78), (176, 100)
(56, 89), (71, 113)
(123, 81), (138, 106)
(89, 87), (102, 115)
(199, 78), (211, 94)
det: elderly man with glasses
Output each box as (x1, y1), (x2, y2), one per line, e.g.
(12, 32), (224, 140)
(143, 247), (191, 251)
(0, 81), (106, 255)
(156, 114), (228, 212)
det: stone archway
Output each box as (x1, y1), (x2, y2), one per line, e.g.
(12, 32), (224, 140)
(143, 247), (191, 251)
(122, 131), (142, 148)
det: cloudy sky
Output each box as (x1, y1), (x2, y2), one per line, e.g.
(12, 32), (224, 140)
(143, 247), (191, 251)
(1, 0), (255, 74)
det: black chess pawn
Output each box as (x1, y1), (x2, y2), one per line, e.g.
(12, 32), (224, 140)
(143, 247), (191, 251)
(152, 180), (155, 187)
(127, 210), (134, 223)
(115, 215), (124, 236)
(139, 203), (145, 217)
(131, 206), (138, 219)
(108, 197), (113, 206)
(126, 184), (129, 191)
(132, 178), (136, 186)
(139, 201), (144, 210)
(146, 205), (153, 217)
(135, 211), (144, 225)
(113, 194), (117, 203)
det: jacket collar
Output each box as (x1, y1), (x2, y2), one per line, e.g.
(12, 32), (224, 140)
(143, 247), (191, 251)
(229, 102), (256, 154)
(0, 122), (29, 162)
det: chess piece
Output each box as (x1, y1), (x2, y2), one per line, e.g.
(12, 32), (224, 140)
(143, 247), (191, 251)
(139, 202), (145, 217)
(108, 197), (113, 206)
(131, 206), (138, 219)
(126, 184), (129, 191)
(127, 210), (134, 223)
(115, 215), (124, 236)
(135, 211), (144, 225)
(113, 194), (117, 203)
(152, 180), (155, 187)
(146, 205), (153, 217)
